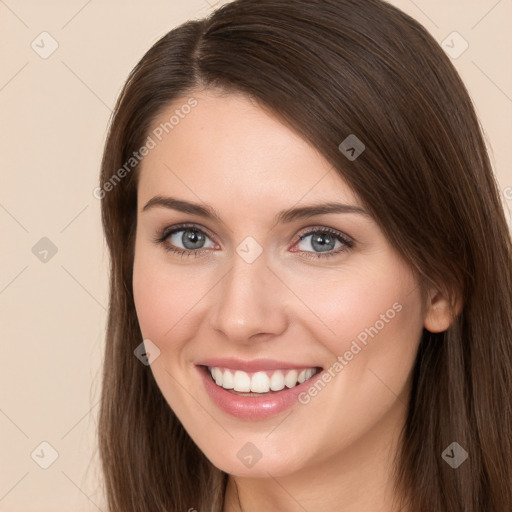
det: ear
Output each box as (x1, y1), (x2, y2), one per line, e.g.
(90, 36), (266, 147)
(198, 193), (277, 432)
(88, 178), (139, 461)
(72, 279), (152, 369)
(424, 287), (462, 333)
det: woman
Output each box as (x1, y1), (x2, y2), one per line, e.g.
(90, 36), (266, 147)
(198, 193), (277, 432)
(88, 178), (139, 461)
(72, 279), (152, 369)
(97, 0), (512, 510)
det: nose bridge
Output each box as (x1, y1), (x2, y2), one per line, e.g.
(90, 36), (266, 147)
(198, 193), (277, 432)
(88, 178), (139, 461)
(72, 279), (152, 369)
(211, 247), (288, 342)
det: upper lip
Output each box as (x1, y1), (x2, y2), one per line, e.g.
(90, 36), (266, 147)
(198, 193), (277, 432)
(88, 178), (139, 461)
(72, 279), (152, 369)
(195, 357), (322, 372)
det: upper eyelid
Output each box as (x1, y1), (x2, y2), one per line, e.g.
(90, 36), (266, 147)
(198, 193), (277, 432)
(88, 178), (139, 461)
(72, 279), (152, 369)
(162, 223), (353, 246)
(162, 223), (216, 242)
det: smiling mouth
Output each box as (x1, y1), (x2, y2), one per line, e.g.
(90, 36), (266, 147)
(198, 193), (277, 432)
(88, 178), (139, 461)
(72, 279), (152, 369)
(203, 365), (322, 395)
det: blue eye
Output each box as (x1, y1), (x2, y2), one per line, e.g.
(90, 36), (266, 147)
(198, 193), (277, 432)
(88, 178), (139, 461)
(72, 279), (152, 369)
(293, 228), (353, 259)
(153, 224), (354, 259)
(153, 224), (216, 258)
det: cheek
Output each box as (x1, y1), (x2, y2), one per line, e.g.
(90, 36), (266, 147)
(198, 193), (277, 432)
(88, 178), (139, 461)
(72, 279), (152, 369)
(132, 251), (212, 345)
(288, 263), (419, 355)
(294, 261), (424, 411)
(321, 268), (423, 408)
(132, 245), (176, 340)
(133, 259), (169, 340)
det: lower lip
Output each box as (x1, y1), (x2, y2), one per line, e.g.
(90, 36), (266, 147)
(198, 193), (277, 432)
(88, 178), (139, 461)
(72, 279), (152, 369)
(197, 365), (321, 420)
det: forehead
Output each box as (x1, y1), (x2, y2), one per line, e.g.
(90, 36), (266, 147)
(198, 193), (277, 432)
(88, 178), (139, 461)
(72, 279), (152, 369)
(137, 89), (360, 208)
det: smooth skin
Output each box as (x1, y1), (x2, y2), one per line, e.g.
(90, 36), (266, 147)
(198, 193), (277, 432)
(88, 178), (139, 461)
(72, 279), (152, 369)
(132, 88), (455, 512)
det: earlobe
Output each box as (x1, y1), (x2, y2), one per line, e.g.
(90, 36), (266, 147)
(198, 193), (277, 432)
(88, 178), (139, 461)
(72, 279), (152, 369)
(423, 288), (462, 333)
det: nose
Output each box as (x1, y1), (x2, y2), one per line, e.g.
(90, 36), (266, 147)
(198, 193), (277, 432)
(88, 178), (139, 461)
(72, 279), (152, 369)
(210, 251), (289, 344)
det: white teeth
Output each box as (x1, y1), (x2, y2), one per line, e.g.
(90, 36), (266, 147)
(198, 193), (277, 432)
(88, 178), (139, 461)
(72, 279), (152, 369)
(284, 370), (298, 388)
(269, 370), (285, 391)
(250, 371), (270, 393)
(233, 370), (251, 392)
(212, 367), (223, 386)
(208, 366), (318, 393)
(222, 369), (234, 389)
(298, 368), (316, 383)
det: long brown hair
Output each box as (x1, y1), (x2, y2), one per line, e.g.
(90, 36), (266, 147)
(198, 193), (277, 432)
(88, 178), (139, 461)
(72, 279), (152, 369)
(97, 0), (512, 510)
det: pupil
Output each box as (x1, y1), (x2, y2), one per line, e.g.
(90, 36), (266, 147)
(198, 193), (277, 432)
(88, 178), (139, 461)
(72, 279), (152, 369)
(312, 233), (335, 252)
(183, 230), (205, 249)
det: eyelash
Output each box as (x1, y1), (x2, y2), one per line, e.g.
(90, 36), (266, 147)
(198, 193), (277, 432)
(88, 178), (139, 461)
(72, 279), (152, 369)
(152, 223), (354, 260)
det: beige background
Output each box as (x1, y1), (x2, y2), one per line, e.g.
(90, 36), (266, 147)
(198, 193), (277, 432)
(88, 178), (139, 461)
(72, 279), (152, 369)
(1, 0), (511, 510)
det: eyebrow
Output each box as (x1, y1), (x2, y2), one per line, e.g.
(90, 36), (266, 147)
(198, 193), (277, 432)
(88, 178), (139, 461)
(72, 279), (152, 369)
(141, 195), (369, 224)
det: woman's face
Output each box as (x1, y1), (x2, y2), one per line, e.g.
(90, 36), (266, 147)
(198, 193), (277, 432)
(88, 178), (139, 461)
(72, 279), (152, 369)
(133, 88), (428, 478)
